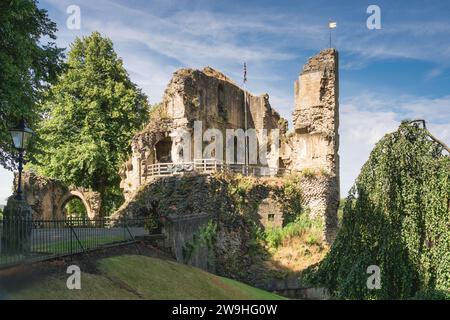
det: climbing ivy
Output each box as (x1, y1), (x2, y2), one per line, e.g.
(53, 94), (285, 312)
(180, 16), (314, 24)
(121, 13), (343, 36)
(182, 220), (218, 262)
(308, 122), (450, 299)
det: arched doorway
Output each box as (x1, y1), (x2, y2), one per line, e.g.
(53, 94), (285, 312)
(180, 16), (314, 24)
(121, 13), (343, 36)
(63, 196), (88, 219)
(58, 190), (94, 220)
(155, 137), (172, 163)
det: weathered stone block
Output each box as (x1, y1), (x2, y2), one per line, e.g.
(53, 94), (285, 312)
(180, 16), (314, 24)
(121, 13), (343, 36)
(257, 195), (283, 228)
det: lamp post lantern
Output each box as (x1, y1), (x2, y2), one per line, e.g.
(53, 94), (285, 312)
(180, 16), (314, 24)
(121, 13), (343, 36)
(9, 118), (34, 200)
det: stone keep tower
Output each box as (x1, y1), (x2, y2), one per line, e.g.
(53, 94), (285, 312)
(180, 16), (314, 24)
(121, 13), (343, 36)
(292, 48), (339, 176)
(291, 48), (340, 241)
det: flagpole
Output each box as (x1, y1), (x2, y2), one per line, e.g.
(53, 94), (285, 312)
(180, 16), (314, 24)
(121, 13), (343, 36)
(329, 19), (332, 48)
(243, 62), (248, 174)
(328, 20), (337, 49)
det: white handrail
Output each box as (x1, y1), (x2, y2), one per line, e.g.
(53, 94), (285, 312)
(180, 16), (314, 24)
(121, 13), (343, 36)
(143, 159), (289, 177)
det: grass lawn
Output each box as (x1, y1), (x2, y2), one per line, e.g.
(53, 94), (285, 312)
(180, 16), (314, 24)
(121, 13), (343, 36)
(31, 235), (127, 254)
(3, 255), (286, 300)
(1, 236), (128, 267)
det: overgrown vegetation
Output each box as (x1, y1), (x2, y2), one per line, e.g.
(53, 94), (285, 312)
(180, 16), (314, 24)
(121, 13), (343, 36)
(209, 171), (329, 278)
(29, 32), (150, 215)
(0, 0), (64, 170)
(221, 172), (304, 223)
(261, 213), (328, 274)
(148, 103), (169, 121)
(182, 220), (217, 262)
(264, 214), (323, 249)
(307, 122), (450, 299)
(337, 198), (346, 227)
(124, 171), (327, 282)
(4, 255), (285, 300)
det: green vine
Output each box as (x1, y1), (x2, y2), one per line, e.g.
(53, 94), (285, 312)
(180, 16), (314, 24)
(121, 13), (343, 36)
(182, 220), (218, 262)
(307, 122), (450, 299)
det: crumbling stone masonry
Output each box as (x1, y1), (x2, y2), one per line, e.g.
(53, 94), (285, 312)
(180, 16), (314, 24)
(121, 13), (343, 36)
(118, 49), (340, 242)
(119, 67), (287, 200)
(284, 49), (340, 241)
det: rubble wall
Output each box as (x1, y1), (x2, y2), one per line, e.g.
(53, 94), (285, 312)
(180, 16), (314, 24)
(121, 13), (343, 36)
(120, 67), (286, 200)
(286, 49), (340, 241)
(16, 171), (102, 219)
(118, 49), (340, 242)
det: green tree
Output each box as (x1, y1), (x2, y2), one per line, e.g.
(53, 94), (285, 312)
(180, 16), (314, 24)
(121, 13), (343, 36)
(32, 32), (150, 215)
(65, 198), (87, 219)
(309, 122), (450, 299)
(0, 0), (64, 169)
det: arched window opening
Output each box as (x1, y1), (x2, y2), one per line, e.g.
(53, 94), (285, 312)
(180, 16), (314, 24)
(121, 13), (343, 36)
(155, 137), (172, 163)
(63, 197), (88, 219)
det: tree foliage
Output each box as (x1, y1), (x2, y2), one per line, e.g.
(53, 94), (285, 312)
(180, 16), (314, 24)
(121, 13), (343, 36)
(0, 0), (64, 169)
(32, 32), (150, 214)
(310, 122), (450, 299)
(65, 197), (87, 219)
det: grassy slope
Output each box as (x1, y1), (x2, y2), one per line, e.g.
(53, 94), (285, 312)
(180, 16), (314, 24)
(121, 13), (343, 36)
(5, 255), (285, 300)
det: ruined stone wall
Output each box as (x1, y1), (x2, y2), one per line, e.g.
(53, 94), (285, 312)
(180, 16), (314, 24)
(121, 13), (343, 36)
(289, 48), (339, 177)
(120, 66), (286, 200)
(164, 66), (283, 131)
(119, 49), (340, 241)
(111, 172), (335, 282)
(119, 117), (174, 198)
(17, 171), (102, 219)
(163, 212), (214, 273)
(299, 175), (339, 242)
(282, 49), (340, 241)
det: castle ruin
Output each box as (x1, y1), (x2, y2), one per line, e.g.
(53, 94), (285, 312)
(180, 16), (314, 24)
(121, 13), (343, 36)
(119, 48), (340, 241)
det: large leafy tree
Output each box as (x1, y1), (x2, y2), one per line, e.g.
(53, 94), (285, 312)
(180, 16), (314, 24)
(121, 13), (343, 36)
(309, 122), (450, 299)
(0, 0), (64, 169)
(33, 32), (150, 214)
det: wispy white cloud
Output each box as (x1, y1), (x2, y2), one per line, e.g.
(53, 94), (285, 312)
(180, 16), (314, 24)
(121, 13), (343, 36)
(42, 0), (305, 102)
(0, 0), (444, 205)
(401, 95), (450, 123)
(44, 0), (450, 75)
(425, 67), (444, 80)
(339, 93), (450, 195)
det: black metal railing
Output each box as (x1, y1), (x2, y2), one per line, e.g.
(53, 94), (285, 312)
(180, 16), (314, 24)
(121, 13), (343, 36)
(0, 217), (149, 269)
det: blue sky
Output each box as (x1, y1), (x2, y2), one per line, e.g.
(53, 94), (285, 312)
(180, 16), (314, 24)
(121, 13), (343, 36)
(1, 0), (450, 204)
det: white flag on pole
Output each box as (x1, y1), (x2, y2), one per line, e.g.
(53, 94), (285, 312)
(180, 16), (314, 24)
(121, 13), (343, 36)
(329, 21), (337, 29)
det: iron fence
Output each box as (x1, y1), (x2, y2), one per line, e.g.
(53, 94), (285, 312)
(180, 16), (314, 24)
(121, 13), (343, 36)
(0, 216), (149, 269)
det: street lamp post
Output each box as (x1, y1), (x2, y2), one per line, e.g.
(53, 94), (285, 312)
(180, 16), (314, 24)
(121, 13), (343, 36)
(9, 118), (34, 200)
(1, 118), (35, 255)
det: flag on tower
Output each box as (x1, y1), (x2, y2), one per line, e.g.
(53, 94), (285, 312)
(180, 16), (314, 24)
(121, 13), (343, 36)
(243, 62), (247, 84)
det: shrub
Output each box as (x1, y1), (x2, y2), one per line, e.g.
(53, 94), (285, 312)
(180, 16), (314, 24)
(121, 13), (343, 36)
(301, 168), (316, 178)
(264, 214), (323, 249)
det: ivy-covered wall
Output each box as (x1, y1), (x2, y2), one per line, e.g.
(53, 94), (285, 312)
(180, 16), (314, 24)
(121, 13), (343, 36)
(112, 170), (336, 285)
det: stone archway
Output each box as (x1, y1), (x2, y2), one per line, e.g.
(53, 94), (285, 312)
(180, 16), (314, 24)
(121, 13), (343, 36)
(18, 171), (102, 220)
(57, 189), (98, 219)
(155, 137), (172, 163)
